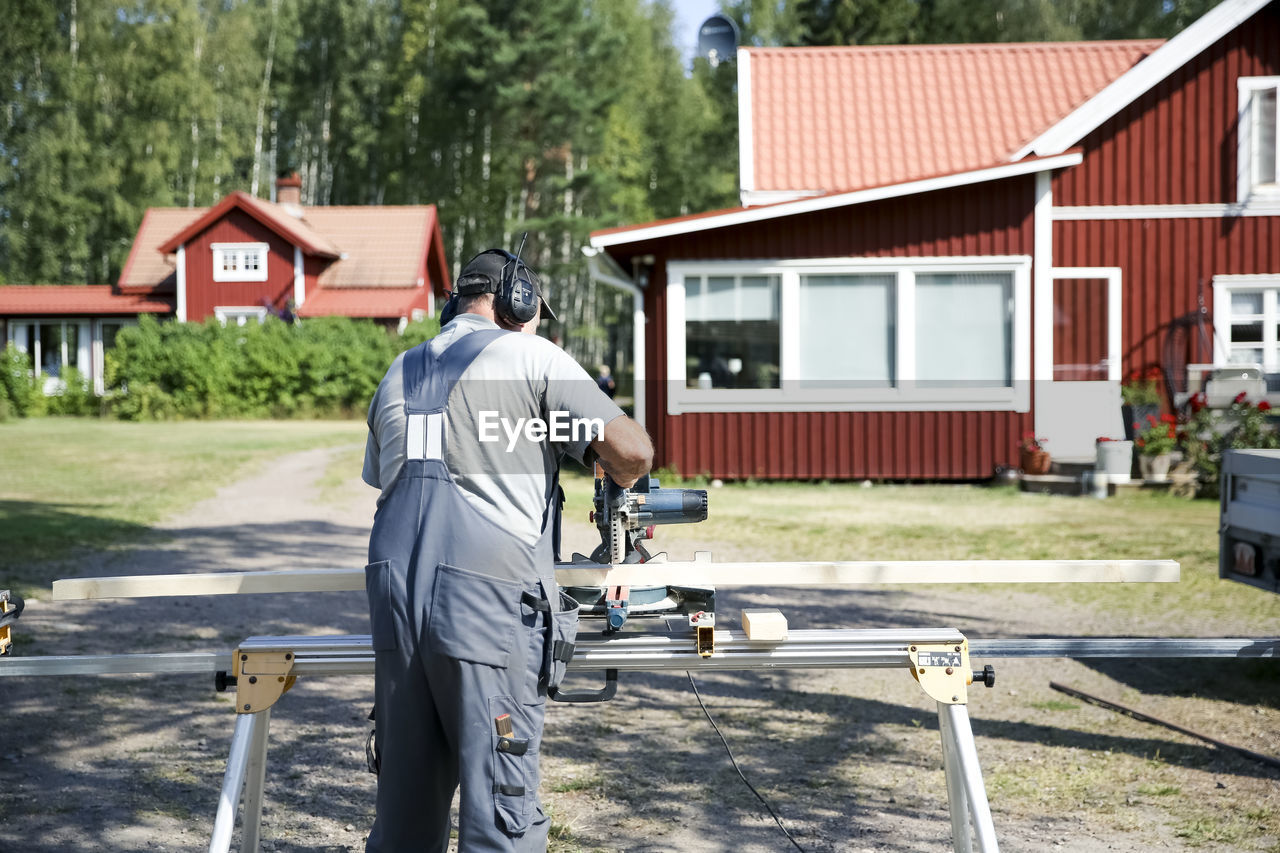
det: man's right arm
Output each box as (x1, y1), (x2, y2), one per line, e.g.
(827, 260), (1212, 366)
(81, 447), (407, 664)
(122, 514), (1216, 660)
(591, 415), (653, 488)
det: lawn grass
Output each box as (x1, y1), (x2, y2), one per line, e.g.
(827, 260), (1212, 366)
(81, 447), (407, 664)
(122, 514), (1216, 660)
(0, 417), (365, 590)
(562, 469), (1276, 632)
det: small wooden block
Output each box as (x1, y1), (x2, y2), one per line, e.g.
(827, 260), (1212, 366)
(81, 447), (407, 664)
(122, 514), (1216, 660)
(741, 608), (788, 641)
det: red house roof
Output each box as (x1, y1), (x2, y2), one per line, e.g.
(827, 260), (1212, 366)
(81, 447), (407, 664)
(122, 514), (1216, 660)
(154, 191), (341, 258)
(295, 287), (426, 318)
(0, 285), (172, 315)
(740, 39), (1161, 198)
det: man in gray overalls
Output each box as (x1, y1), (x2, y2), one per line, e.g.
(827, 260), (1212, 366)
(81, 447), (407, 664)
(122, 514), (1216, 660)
(361, 248), (652, 851)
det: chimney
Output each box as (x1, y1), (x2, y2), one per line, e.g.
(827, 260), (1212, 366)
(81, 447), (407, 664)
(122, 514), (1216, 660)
(276, 172), (303, 216)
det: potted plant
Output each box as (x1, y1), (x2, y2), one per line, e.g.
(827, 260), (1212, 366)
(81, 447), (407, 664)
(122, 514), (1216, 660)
(1121, 367), (1163, 441)
(1019, 432), (1051, 475)
(1134, 413), (1179, 481)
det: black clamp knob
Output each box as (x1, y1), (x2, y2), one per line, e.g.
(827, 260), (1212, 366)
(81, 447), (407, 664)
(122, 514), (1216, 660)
(214, 671), (238, 692)
(972, 665), (995, 688)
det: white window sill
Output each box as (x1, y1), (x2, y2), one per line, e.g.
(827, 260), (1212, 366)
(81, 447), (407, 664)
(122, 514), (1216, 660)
(667, 383), (1031, 414)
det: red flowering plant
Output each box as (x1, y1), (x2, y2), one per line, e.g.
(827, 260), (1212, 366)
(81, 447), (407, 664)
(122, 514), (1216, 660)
(1121, 367), (1163, 408)
(1134, 413), (1178, 456)
(1180, 391), (1280, 496)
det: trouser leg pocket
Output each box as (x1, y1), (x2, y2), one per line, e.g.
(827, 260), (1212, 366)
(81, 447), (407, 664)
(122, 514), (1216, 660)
(489, 697), (536, 835)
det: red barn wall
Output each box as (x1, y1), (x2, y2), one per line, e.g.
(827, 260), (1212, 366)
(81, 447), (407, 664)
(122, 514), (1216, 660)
(183, 209), (296, 321)
(626, 177), (1038, 480)
(1054, 3), (1280, 206)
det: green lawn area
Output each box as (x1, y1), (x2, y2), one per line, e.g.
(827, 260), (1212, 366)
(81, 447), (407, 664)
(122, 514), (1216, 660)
(0, 418), (365, 590)
(563, 470), (1275, 631)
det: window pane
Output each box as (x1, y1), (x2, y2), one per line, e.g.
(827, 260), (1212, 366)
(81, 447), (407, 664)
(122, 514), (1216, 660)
(66, 323), (78, 368)
(1231, 291), (1263, 316)
(40, 324), (63, 377)
(1232, 322), (1263, 343)
(102, 322), (124, 349)
(1256, 88), (1277, 185)
(1230, 347), (1264, 365)
(915, 272), (1012, 386)
(798, 274), (895, 385)
(685, 275), (781, 389)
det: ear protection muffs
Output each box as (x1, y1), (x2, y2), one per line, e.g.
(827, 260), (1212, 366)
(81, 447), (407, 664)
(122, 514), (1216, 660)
(494, 250), (539, 327)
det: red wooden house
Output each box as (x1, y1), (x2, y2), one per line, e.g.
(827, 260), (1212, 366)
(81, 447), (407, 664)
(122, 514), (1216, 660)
(587, 0), (1280, 480)
(0, 174), (450, 394)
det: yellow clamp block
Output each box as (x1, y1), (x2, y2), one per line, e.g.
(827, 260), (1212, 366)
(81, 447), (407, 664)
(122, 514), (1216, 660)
(908, 639), (972, 705)
(233, 649), (297, 714)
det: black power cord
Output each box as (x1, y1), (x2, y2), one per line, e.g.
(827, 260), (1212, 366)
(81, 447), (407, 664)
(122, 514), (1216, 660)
(686, 672), (806, 852)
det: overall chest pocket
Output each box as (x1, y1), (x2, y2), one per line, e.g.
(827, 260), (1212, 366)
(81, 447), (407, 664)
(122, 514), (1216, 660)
(428, 564), (521, 668)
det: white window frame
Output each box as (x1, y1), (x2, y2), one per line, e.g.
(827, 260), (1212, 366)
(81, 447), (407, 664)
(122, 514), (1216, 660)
(1237, 77), (1280, 202)
(1213, 274), (1280, 373)
(211, 242), (269, 283)
(214, 306), (269, 327)
(666, 256), (1032, 414)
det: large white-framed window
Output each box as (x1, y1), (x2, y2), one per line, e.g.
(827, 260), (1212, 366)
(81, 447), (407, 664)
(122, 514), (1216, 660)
(214, 306), (269, 327)
(1213, 275), (1280, 373)
(1238, 77), (1280, 202)
(211, 242), (269, 282)
(6, 319), (91, 394)
(666, 256), (1031, 413)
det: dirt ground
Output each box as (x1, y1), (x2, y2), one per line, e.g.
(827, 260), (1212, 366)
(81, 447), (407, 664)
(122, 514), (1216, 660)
(1, 445), (1277, 852)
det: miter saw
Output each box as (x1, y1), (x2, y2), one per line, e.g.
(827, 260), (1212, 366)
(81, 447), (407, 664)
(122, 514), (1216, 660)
(563, 471), (711, 634)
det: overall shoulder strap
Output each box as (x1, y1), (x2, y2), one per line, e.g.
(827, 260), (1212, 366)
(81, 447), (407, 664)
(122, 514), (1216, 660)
(401, 328), (507, 412)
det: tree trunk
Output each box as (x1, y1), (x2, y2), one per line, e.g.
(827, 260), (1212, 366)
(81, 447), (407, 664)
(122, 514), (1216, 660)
(251, 0), (280, 198)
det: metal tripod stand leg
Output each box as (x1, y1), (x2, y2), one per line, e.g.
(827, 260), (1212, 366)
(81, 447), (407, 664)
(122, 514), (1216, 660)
(938, 701), (998, 853)
(209, 708), (271, 853)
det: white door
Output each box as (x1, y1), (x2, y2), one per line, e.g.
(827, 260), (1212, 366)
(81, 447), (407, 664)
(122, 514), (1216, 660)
(1034, 268), (1124, 461)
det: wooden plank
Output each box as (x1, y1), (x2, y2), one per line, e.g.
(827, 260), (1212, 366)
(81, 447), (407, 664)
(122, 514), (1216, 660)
(52, 560), (1180, 601)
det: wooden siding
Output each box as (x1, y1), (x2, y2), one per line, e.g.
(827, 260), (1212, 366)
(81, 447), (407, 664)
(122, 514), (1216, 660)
(1054, 3), (1280, 206)
(1054, 215), (1280, 373)
(183, 209), (295, 321)
(627, 179), (1038, 480)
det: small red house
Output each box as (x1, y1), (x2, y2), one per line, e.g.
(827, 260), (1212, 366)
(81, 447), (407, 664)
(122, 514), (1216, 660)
(0, 174), (450, 394)
(588, 0), (1280, 480)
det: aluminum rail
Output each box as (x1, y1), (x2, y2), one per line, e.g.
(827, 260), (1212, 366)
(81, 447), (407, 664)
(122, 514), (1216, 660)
(1, 635), (1276, 679)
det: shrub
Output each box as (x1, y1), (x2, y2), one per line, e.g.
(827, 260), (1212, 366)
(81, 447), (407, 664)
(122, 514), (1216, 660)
(105, 315), (429, 420)
(45, 367), (100, 416)
(0, 345), (38, 418)
(1181, 392), (1280, 496)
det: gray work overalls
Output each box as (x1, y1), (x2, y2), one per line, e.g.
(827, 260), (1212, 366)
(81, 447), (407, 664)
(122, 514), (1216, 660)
(365, 329), (578, 852)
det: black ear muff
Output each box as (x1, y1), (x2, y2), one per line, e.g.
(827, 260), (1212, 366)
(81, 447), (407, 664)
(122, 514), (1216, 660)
(496, 254), (538, 326)
(440, 291), (460, 326)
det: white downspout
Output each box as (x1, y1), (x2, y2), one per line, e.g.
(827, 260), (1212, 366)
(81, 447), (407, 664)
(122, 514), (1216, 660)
(584, 248), (646, 430)
(176, 244), (188, 323)
(293, 245), (305, 308)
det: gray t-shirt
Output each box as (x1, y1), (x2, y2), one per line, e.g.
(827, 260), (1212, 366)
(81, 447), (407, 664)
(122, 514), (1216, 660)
(363, 313), (626, 546)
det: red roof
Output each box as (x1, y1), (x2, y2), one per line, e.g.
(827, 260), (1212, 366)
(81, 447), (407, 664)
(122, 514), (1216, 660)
(743, 40), (1162, 195)
(155, 191), (341, 258)
(0, 285), (172, 315)
(295, 287), (427, 319)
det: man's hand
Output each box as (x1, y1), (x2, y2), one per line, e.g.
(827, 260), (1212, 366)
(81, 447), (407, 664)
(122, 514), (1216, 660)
(592, 415), (653, 488)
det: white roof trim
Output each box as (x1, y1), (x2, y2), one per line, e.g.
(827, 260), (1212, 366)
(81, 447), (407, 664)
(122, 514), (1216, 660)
(1012, 0), (1271, 158)
(738, 49), (755, 198)
(590, 152), (1083, 249)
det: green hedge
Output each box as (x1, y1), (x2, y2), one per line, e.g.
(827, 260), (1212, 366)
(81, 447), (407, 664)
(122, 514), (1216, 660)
(100, 315), (439, 421)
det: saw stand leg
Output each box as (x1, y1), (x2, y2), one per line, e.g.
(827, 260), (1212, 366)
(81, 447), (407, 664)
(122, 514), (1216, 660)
(209, 708), (272, 853)
(938, 701), (998, 853)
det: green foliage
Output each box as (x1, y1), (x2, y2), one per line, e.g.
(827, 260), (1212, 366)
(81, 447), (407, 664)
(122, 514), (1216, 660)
(1134, 412), (1178, 457)
(1181, 396), (1280, 496)
(0, 344), (39, 418)
(105, 315), (429, 421)
(44, 366), (100, 416)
